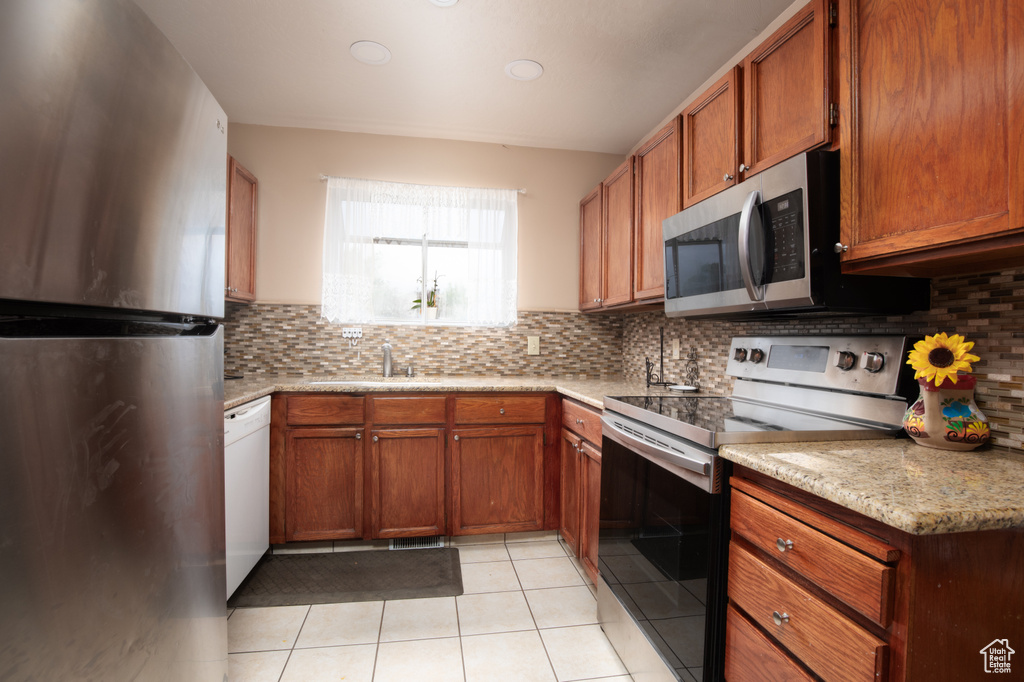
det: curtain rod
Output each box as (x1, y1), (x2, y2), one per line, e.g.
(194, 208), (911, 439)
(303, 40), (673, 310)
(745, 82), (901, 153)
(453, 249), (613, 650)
(319, 174), (526, 194)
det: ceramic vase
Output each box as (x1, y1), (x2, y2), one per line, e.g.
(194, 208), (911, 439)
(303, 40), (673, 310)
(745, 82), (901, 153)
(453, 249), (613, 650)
(425, 307), (437, 320)
(902, 375), (989, 450)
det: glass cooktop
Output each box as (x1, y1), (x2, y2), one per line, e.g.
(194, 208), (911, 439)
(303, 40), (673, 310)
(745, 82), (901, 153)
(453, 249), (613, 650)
(605, 394), (899, 448)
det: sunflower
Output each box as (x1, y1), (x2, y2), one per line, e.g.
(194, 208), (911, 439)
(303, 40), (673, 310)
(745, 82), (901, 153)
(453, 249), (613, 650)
(906, 332), (980, 387)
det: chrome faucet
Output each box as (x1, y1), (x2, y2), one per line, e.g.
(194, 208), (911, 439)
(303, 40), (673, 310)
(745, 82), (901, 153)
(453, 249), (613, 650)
(381, 340), (393, 377)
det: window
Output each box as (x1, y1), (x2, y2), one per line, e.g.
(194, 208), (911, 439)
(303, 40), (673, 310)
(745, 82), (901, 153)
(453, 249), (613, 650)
(321, 177), (518, 326)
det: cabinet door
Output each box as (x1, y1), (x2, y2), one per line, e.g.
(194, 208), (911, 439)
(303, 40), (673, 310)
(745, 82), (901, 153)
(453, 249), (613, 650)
(226, 156), (257, 302)
(683, 68), (741, 208)
(370, 428), (445, 538)
(601, 157), (635, 307)
(838, 0), (1024, 275)
(579, 441), (601, 584)
(578, 184), (604, 311)
(634, 120), (679, 301)
(741, 0), (830, 178)
(285, 428), (363, 541)
(559, 429), (582, 554)
(450, 426), (545, 535)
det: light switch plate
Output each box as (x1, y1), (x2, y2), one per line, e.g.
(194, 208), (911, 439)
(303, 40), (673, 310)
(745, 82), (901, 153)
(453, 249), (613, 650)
(527, 336), (540, 356)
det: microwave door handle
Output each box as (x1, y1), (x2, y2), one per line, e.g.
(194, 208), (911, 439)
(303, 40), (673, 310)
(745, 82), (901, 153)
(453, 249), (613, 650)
(738, 188), (765, 302)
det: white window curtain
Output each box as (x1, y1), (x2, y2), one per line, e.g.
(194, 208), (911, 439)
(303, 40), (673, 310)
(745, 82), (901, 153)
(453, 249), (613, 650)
(321, 177), (518, 326)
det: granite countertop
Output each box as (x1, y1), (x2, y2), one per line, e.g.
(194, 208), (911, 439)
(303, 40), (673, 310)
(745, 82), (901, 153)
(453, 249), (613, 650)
(719, 439), (1024, 535)
(225, 373), (1024, 537)
(223, 373), (688, 411)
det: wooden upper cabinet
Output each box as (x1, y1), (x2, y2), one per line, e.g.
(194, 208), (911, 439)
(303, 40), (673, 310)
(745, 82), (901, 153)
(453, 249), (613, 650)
(601, 158), (635, 307)
(578, 184), (603, 311)
(741, 0), (831, 178)
(683, 68), (741, 208)
(838, 0), (1024, 276)
(226, 156), (257, 303)
(634, 121), (679, 301)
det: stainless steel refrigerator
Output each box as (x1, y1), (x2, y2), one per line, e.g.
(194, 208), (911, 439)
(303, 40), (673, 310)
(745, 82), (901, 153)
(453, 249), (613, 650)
(0, 0), (229, 678)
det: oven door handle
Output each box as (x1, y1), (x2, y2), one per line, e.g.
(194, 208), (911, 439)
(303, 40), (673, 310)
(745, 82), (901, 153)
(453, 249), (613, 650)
(738, 188), (765, 302)
(601, 414), (712, 479)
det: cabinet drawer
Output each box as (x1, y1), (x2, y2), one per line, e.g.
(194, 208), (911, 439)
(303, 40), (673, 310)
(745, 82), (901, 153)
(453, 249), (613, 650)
(731, 488), (894, 626)
(729, 543), (887, 682)
(561, 399), (602, 445)
(370, 396), (446, 424)
(286, 395), (365, 426)
(724, 604), (813, 681)
(454, 396), (546, 424)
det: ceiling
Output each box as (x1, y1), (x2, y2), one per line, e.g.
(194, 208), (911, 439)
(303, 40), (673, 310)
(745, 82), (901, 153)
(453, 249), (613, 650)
(133, 0), (795, 155)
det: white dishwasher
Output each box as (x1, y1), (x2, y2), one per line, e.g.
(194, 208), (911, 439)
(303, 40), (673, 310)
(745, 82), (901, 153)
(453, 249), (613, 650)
(224, 395), (271, 598)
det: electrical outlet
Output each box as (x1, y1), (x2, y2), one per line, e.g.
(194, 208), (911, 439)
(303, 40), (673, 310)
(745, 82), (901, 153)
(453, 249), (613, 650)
(342, 327), (362, 339)
(672, 338), (680, 359)
(527, 336), (540, 356)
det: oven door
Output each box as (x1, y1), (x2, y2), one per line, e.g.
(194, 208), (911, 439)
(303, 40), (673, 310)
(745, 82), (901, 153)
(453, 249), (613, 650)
(598, 414), (729, 682)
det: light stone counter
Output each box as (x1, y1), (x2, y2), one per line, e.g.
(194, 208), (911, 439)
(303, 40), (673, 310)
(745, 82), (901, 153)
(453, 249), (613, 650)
(224, 375), (1024, 536)
(719, 439), (1024, 535)
(223, 374), (689, 411)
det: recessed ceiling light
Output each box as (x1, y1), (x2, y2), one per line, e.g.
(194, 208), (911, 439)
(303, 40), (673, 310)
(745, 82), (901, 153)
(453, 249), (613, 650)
(429, 0), (458, 6)
(505, 59), (544, 81)
(350, 41), (392, 66)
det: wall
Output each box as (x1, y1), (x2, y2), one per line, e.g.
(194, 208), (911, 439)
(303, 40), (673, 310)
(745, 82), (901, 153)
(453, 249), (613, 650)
(227, 124), (622, 311)
(623, 266), (1024, 453)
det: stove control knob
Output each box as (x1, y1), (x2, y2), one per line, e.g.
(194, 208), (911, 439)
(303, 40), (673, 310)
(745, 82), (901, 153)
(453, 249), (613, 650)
(862, 351), (885, 373)
(749, 348), (765, 364)
(734, 348), (748, 362)
(834, 350), (857, 371)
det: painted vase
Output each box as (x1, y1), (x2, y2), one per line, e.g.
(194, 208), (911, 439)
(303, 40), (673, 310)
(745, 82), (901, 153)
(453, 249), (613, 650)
(902, 375), (989, 450)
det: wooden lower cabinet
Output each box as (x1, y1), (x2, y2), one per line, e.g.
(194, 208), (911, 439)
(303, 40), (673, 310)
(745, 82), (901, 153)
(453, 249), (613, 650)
(727, 466), (1024, 681)
(369, 427), (445, 538)
(559, 399), (603, 583)
(284, 427), (363, 541)
(578, 440), (601, 582)
(450, 425), (545, 535)
(559, 429), (582, 554)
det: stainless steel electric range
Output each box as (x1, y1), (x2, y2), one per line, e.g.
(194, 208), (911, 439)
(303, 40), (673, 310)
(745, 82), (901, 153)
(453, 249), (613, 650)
(597, 335), (915, 682)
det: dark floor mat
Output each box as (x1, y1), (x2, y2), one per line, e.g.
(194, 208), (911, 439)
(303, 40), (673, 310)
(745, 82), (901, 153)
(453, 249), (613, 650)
(227, 548), (462, 608)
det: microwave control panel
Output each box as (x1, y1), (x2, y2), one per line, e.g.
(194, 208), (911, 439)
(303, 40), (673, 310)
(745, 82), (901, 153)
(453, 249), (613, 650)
(763, 188), (805, 283)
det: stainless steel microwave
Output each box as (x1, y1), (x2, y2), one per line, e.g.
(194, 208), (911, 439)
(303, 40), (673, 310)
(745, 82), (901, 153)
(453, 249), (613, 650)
(663, 151), (930, 318)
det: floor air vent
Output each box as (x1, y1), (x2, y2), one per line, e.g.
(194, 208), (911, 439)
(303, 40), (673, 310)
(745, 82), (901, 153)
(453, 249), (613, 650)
(389, 536), (445, 550)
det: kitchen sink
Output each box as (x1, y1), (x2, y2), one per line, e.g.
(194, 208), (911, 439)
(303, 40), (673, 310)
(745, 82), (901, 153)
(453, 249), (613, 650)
(307, 379), (441, 386)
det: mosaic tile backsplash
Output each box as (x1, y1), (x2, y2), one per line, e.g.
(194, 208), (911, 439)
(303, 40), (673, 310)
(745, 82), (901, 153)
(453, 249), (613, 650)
(224, 307), (624, 380)
(225, 266), (1024, 453)
(621, 267), (1024, 452)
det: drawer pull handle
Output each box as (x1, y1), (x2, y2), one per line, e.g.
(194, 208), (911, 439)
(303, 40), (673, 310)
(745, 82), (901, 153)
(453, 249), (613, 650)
(372, 435), (378, 442)
(772, 611), (790, 626)
(499, 408), (505, 415)
(454, 435), (459, 441)
(355, 433), (361, 440)
(776, 538), (794, 553)
(576, 418), (583, 424)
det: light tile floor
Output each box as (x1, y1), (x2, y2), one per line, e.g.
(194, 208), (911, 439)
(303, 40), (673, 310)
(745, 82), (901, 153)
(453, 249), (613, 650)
(228, 531), (634, 682)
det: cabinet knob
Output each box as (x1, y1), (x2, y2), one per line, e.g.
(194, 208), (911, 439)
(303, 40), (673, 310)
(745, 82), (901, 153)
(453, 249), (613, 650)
(834, 242), (849, 253)
(724, 173), (734, 182)
(453, 434), (459, 441)
(575, 441), (581, 451)
(772, 611), (790, 626)
(355, 433), (361, 440)
(776, 538), (794, 553)
(372, 435), (378, 442)
(739, 163), (750, 173)
(499, 408), (505, 415)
